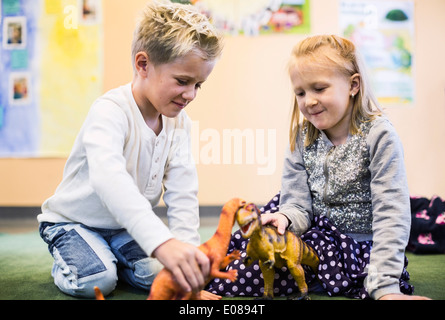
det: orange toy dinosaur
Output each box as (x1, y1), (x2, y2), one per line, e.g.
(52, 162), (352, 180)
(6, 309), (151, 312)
(95, 198), (244, 300)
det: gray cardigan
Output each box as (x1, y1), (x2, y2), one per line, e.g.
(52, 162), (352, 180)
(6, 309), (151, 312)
(279, 115), (411, 299)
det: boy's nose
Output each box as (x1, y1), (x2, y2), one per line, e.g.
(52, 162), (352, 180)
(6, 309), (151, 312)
(182, 87), (197, 101)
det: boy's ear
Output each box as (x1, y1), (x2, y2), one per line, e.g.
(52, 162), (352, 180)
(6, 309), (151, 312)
(350, 73), (360, 96)
(135, 52), (149, 76)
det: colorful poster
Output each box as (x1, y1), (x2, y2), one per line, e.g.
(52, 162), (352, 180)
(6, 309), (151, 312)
(0, 0), (40, 156)
(339, 0), (415, 106)
(0, 0), (103, 157)
(173, 0), (310, 36)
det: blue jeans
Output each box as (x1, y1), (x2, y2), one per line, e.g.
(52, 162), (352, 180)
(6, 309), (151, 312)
(39, 222), (163, 298)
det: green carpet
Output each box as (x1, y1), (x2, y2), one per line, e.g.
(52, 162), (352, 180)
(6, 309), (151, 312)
(1, 228), (444, 300)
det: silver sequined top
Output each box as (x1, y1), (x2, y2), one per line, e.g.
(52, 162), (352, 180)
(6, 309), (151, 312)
(303, 121), (373, 234)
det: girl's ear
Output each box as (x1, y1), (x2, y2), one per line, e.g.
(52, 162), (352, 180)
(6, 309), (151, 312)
(134, 51), (149, 77)
(350, 73), (361, 96)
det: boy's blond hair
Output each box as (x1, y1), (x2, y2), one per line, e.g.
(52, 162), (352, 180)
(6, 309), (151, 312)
(131, 1), (223, 68)
(288, 35), (382, 150)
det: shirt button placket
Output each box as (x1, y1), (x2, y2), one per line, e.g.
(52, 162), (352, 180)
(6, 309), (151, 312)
(150, 134), (164, 186)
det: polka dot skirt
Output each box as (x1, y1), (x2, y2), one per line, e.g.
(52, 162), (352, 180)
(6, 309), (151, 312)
(205, 193), (414, 299)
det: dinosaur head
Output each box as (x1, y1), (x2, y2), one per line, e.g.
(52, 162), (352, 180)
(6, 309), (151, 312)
(236, 202), (261, 239)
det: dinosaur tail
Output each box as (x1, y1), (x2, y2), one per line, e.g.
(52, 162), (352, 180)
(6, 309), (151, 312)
(301, 239), (320, 273)
(94, 286), (105, 300)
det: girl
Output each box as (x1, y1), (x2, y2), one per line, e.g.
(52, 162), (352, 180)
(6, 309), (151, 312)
(206, 35), (429, 300)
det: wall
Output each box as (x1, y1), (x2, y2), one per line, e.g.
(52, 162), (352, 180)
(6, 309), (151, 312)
(1, 0), (444, 208)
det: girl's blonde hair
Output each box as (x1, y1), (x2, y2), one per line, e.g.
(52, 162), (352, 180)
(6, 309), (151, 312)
(288, 35), (381, 150)
(131, 1), (223, 68)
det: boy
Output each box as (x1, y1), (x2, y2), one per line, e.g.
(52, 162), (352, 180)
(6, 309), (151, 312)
(38, 1), (223, 298)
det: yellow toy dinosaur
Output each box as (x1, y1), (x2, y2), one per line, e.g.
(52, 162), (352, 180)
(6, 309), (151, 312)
(236, 203), (319, 300)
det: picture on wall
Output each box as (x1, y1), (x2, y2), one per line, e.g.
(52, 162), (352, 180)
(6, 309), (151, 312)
(339, 0), (415, 106)
(80, 0), (101, 25)
(9, 72), (31, 106)
(172, 0), (310, 36)
(2, 16), (27, 49)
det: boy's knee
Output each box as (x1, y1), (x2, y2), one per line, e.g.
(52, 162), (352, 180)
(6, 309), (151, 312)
(53, 264), (118, 298)
(121, 257), (163, 290)
(86, 268), (118, 298)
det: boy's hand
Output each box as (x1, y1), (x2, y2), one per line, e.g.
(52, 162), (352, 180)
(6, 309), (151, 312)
(152, 238), (210, 293)
(261, 213), (289, 235)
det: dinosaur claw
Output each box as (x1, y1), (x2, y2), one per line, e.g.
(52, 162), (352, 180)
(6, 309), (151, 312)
(288, 292), (310, 300)
(264, 259), (275, 269)
(228, 269), (238, 282)
(231, 250), (241, 260)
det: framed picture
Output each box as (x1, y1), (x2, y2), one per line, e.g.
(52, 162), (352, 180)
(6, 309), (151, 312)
(79, 0), (101, 25)
(2, 16), (27, 50)
(9, 72), (31, 106)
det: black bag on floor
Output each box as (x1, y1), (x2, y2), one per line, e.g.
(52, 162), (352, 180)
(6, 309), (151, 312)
(408, 196), (445, 254)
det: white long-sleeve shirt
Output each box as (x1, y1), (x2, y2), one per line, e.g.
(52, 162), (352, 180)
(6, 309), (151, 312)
(38, 83), (200, 256)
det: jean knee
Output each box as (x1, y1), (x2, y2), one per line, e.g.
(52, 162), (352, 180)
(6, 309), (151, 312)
(87, 268), (118, 297)
(47, 225), (119, 298)
(52, 256), (118, 298)
(136, 257), (163, 285)
(120, 257), (163, 290)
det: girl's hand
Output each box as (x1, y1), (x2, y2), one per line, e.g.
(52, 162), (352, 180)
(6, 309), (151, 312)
(152, 238), (210, 293)
(379, 293), (431, 300)
(261, 213), (289, 235)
